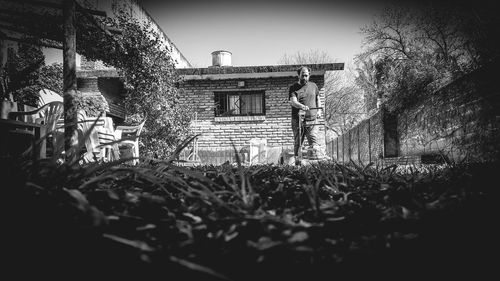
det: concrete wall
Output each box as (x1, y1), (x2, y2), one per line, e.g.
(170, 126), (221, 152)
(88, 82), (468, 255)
(327, 110), (384, 165)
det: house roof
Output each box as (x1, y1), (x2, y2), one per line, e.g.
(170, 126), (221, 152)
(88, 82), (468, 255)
(176, 63), (344, 80)
(75, 63), (345, 80)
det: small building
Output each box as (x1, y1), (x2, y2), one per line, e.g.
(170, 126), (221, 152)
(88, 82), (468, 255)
(177, 51), (343, 164)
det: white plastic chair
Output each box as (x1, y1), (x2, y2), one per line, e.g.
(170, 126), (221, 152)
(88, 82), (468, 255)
(114, 119), (146, 165)
(8, 101), (64, 157)
(77, 111), (118, 162)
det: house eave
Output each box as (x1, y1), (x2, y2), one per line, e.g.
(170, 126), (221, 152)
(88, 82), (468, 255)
(177, 63), (344, 81)
(180, 70), (328, 81)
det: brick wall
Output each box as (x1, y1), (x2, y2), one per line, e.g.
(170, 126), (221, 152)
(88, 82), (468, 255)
(178, 75), (327, 164)
(397, 59), (499, 162)
(327, 59), (500, 165)
(76, 70), (126, 123)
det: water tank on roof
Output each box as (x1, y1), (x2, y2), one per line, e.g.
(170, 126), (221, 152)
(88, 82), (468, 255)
(211, 50), (232, 67)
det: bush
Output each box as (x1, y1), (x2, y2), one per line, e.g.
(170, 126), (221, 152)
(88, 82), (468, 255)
(73, 91), (109, 117)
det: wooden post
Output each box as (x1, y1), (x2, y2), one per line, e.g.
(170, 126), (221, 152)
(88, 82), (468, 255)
(63, 0), (79, 162)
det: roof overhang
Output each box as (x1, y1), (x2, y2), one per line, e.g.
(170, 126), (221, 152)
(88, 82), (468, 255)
(180, 70), (327, 80)
(177, 63), (344, 81)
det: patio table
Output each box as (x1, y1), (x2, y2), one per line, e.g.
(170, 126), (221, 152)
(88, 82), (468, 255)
(0, 118), (46, 159)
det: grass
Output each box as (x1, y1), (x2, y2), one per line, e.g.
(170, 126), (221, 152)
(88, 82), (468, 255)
(2, 150), (497, 280)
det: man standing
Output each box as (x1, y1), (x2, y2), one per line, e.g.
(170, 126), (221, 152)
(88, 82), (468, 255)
(289, 66), (322, 165)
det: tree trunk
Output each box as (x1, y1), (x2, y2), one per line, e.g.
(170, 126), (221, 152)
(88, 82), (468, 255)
(63, 0), (79, 162)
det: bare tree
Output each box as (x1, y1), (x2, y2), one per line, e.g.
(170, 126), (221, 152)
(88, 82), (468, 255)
(354, 2), (486, 112)
(358, 6), (416, 62)
(278, 49), (334, 65)
(325, 84), (365, 138)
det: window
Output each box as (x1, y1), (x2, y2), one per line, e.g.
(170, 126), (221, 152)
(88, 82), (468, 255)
(214, 91), (265, 116)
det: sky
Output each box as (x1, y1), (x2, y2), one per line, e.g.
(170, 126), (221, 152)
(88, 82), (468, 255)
(140, 0), (390, 67)
(44, 0), (475, 68)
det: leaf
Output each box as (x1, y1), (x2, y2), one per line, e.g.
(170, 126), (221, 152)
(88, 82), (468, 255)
(224, 231), (239, 242)
(136, 224), (156, 231)
(297, 220), (314, 228)
(293, 246), (314, 252)
(288, 231), (309, 243)
(169, 256), (231, 280)
(63, 188), (90, 212)
(102, 233), (154, 252)
(182, 212), (203, 223)
(326, 216), (346, 222)
(380, 183), (390, 190)
(248, 237), (283, 251)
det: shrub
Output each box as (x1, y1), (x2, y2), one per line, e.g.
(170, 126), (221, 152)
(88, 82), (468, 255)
(73, 92), (109, 117)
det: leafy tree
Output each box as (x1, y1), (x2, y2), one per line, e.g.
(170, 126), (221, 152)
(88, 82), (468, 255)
(39, 62), (63, 95)
(0, 42), (63, 107)
(80, 3), (194, 159)
(0, 44), (45, 106)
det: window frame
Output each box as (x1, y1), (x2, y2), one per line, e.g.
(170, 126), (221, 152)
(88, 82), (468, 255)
(214, 90), (266, 117)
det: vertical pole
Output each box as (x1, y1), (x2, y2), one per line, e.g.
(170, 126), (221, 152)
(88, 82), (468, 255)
(368, 118), (371, 163)
(342, 134), (345, 163)
(357, 126), (361, 164)
(63, 0), (78, 162)
(0, 39), (7, 67)
(331, 138), (334, 160)
(335, 138), (338, 161)
(348, 131), (351, 162)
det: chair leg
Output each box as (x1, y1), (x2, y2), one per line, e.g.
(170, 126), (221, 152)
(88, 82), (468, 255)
(133, 145), (139, 165)
(104, 147), (110, 162)
(100, 146), (111, 162)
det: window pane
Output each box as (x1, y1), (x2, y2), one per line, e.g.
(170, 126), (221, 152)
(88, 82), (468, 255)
(241, 93), (262, 115)
(241, 95), (251, 114)
(253, 93), (262, 114)
(214, 93), (224, 116)
(228, 95), (240, 115)
(214, 91), (264, 116)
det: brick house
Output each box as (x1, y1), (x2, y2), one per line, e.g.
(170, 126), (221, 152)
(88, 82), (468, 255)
(176, 51), (343, 164)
